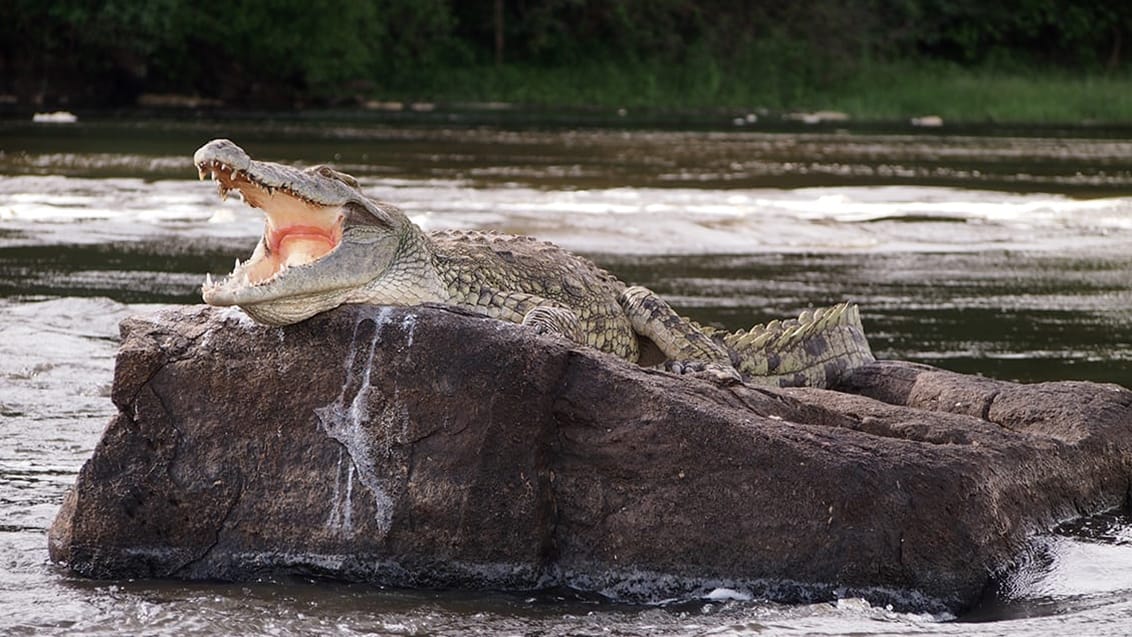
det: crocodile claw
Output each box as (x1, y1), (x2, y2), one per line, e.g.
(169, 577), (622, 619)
(664, 360), (743, 386)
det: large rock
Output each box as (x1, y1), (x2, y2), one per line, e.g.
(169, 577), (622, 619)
(48, 304), (1132, 613)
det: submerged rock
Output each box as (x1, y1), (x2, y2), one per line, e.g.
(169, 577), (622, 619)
(49, 305), (1132, 613)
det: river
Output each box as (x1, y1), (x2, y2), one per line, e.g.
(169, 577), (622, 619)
(2, 114), (1132, 635)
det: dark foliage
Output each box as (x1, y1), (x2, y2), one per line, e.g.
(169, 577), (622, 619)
(1, 0), (1129, 107)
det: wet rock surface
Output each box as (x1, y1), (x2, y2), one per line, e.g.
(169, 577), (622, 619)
(49, 305), (1132, 613)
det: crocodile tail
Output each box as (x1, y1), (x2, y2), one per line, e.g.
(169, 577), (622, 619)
(719, 302), (875, 388)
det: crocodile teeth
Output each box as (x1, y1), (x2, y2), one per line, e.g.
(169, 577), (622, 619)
(218, 182), (229, 201)
(210, 169), (218, 181)
(204, 272), (214, 288)
(196, 163), (208, 180)
(234, 257), (241, 271)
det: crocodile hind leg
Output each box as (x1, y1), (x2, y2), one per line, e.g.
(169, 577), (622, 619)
(618, 285), (742, 383)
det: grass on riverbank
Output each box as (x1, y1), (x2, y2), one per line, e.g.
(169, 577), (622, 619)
(383, 60), (1132, 125)
(829, 65), (1132, 124)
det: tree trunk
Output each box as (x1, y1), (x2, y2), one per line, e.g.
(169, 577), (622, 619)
(494, 0), (504, 66)
(1107, 27), (1122, 71)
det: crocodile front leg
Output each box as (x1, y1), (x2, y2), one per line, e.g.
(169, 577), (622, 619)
(521, 305), (584, 341)
(449, 286), (585, 343)
(618, 285), (742, 383)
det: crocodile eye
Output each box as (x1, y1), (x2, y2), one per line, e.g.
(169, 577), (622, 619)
(311, 165), (360, 188)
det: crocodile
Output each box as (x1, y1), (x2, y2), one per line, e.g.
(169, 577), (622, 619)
(194, 138), (874, 386)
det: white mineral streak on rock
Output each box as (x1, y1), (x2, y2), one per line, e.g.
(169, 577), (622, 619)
(401, 313), (417, 348)
(325, 448), (356, 536)
(315, 308), (399, 537)
(215, 305), (258, 329)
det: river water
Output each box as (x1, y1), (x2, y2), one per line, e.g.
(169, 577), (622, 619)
(2, 115), (1132, 635)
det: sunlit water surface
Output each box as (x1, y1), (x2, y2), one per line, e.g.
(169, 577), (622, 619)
(3, 117), (1132, 635)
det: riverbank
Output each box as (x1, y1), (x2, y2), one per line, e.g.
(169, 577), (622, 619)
(6, 1), (1130, 127)
(7, 63), (1132, 128)
(369, 61), (1132, 126)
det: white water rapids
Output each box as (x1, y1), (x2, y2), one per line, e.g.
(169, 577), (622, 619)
(3, 174), (1132, 255)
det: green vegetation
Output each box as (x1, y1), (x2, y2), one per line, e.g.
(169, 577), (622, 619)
(2, 0), (1131, 123)
(360, 61), (1132, 124)
(829, 65), (1132, 123)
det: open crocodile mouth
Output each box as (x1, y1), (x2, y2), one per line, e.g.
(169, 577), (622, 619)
(197, 158), (344, 292)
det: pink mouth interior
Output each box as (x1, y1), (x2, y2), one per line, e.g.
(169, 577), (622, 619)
(212, 167), (344, 284)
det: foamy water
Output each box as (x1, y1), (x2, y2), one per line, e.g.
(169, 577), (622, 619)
(4, 174), (1132, 255)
